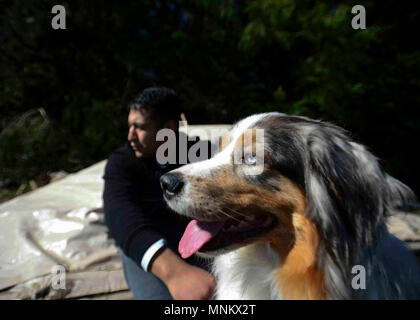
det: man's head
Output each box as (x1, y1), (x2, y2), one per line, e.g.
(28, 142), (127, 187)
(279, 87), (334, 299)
(127, 87), (181, 158)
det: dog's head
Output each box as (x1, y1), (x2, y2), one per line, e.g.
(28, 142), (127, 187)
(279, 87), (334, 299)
(161, 113), (301, 258)
(161, 112), (416, 296)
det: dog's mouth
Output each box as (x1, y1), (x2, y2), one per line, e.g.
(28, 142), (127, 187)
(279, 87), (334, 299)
(178, 212), (277, 258)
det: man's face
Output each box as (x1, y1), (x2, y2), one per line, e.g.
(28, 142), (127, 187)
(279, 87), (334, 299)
(127, 109), (160, 158)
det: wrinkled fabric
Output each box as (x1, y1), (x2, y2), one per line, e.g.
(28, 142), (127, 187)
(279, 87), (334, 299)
(0, 161), (116, 291)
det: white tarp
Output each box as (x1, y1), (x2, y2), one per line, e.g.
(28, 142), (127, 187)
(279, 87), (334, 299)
(0, 160), (121, 292)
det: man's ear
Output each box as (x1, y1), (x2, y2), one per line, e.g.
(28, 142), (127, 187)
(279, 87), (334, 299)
(163, 119), (178, 132)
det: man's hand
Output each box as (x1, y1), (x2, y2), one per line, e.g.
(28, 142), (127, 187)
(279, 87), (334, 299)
(150, 247), (216, 300)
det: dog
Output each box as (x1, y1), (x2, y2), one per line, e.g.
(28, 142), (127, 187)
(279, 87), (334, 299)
(160, 112), (420, 299)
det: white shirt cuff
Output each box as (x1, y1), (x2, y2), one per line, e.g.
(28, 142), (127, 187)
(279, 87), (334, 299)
(141, 238), (167, 271)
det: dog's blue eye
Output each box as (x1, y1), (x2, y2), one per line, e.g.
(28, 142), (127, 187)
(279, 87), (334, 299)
(244, 154), (257, 165)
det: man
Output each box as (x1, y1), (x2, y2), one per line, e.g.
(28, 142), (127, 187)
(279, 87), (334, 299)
(103, 87), (216, 299)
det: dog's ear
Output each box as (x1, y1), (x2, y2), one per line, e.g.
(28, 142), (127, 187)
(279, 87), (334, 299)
(293, 120), (417, 299)
(304, 124), (389, 247)
(304, 123), (417, 245)
(301, 123), (394, 298)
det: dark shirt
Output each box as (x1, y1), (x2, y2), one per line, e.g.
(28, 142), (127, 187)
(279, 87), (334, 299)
(102, 142), (192, 269)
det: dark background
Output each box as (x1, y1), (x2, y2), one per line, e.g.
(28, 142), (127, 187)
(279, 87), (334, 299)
(0, 0), (419, 201)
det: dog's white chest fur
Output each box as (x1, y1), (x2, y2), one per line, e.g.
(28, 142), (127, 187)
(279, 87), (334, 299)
(212, 243), (281, 300)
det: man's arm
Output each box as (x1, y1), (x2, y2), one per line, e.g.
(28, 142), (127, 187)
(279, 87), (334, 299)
(150, 246), (216, 300)
(103, 151), (216, 299)
(103, 153), (164, 266)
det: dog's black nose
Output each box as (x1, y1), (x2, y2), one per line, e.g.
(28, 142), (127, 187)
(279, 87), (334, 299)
(160, 173), (184, 196)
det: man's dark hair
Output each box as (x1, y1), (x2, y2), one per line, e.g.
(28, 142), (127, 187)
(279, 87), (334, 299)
(128, 87), (181, 126)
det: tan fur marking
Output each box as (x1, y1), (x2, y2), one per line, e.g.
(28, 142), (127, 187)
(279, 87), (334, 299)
(234, 129), (258, 156)
(275, 213), (326, 299)
(219, 132), (231, 151)
(270, 179), (325, 299)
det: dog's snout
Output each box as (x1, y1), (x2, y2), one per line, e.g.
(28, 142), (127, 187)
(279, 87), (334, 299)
(160, 173), (184, 196)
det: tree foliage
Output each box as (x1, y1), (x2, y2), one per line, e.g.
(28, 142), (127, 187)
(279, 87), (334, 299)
(1, 0), (419, 197)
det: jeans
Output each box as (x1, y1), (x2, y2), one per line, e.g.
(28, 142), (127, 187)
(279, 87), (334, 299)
(119, 248), (173, 300)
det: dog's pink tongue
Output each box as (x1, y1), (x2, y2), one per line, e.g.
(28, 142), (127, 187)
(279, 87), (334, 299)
(179, 220), (223, 259)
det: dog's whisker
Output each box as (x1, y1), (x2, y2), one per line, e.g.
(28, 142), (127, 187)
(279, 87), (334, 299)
(217, 209), (242, 222)
(223, 206), (248, 218)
